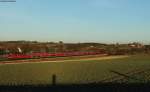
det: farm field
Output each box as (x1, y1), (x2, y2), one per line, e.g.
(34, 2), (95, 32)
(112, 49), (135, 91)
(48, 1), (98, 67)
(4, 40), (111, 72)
(0, 54), (150, 85)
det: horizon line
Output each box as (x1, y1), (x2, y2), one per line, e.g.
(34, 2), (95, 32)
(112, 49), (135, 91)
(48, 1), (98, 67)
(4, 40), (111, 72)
(0, 40), (149, 45)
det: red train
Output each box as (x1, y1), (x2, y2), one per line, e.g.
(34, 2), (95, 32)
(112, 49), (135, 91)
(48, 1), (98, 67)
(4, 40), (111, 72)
(3, 52), (104, 60)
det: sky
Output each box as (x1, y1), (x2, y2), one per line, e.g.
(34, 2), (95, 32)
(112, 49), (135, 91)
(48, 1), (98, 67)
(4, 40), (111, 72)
(0, 0), (150, 44)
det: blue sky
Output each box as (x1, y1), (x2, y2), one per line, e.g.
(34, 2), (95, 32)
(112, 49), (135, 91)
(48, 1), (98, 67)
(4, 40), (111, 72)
(0, 0), (150, 43)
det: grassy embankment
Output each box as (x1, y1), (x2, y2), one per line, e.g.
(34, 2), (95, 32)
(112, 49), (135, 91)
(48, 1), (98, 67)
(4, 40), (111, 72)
(0, 54), (149, 85)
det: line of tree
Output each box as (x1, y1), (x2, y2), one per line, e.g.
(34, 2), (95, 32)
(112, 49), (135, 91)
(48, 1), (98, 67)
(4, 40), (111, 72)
(0, 41), (150, 55)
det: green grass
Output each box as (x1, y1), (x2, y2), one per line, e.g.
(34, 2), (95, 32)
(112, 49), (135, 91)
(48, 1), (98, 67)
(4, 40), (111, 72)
(0, 54), (150, 85)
